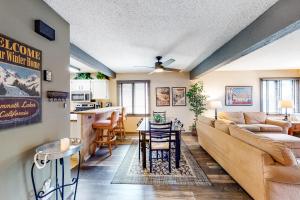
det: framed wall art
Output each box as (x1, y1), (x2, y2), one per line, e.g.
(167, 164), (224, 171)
(172, 87), (186, 106)
(225, 86), (253, 106)
(0, 33), (42, 130)
(156, 87), (170, 106)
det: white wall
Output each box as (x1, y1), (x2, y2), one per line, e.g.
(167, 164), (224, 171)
(110, 73), (194, 132)
(0, 0), (70, 199)
(197, 70), (300, 116)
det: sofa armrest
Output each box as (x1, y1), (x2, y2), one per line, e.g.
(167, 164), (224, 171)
(266, 119), (291, 134)
(265, 165), (300, 184)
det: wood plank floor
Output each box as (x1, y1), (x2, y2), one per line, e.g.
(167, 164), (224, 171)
(74, 133), (252, 200)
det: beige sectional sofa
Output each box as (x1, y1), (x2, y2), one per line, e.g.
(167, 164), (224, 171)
(219, 112), (291, 134)
(197, 114), (300, 200)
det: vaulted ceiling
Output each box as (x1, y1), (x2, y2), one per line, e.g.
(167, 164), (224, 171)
(44, 0), (278, 73)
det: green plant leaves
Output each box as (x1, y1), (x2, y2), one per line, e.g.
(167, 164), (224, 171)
(186, 82), (207, 120)
(96, 72), (106, 80)
(74, 73), (93, 80)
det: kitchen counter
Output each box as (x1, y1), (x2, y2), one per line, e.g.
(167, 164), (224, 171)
(71, 106), (122, 162)
(74, 106), (121, 114)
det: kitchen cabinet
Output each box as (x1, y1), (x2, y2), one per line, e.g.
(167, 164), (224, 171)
(91, 80), (109, 99)
(70, 80), (91, 91)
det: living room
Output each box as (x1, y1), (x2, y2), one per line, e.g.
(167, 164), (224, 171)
(1, 0), (300, 200)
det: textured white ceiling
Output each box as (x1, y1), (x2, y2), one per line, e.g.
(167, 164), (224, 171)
(217, 29), (300, 71)
(44, 0), (278, 73)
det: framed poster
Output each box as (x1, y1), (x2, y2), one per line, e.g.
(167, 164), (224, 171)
(156, 87), (170, 106)
(172, 87), (186, 106)
(225, 86), (253, 106)
(0, 33), (42, 130)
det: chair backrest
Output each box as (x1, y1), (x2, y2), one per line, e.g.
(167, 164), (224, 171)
(149, 121), (172, 145)
(121, 107), (127, 119)
(110, 111), (119, 127)
(153, 111), (166, 122)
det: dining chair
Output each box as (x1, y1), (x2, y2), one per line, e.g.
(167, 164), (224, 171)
(149, 121), (172, 173)
(170, 119), (183, 147)
(137, 118), (148, 160)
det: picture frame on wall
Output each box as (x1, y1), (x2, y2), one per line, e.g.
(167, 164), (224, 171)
(225, 86), (253, 106)
(172, 87), (186, 106)
(156, 87), (170, 106)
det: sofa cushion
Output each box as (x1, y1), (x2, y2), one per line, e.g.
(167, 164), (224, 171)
(253, 124), (283, 132)
(219, 112), (245, 124)
(229, 125), (297, 166)
(244, 112), (267, 124)
(237, 124), (261, 132)
(214, 119), (235, 134)
(198, 116), (215, 127)
(255, 132), (284, 135)
(260, 134), (300, 158)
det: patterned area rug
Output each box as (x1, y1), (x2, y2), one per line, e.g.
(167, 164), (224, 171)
(111, 140), (211, 186)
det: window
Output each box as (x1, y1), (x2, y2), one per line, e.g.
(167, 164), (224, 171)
(261, 78), (300, 114)
(117, 80), (150, 115)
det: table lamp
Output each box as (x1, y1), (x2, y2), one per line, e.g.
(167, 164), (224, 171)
(279, 100), (293, 121)
(209, 100), (222, 120)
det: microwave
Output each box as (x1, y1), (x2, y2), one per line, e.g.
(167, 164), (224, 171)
(71, 91), (91, 102)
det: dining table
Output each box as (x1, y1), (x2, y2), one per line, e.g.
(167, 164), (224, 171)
(136, 117), (184, 169)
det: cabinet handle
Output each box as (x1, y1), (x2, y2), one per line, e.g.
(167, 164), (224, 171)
(88, 115), (92, 119)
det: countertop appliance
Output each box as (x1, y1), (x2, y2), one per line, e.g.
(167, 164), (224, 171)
(71, 91), (91, 102)
(73, 103), (96, 112)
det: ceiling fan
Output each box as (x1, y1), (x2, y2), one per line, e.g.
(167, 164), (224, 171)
(135, 56), (180, 74)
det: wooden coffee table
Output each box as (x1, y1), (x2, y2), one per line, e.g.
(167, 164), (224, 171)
(288, 121), (300, 136)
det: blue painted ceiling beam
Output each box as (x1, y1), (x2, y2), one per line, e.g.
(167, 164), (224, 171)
(190, 0), (300, 79)
(70, 43), (116, 78)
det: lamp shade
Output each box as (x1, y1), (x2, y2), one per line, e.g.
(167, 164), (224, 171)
(209, 100), (222, 109)
(279, 100), (293, 108)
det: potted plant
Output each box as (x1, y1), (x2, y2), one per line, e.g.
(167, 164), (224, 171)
(153, 114), (162, 123)
(96, 72), (106, 80)
(186, 82), (207, 136)
(74, 72), (93, 80)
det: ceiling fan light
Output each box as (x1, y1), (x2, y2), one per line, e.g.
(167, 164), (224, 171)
(155, 68), (164, 73)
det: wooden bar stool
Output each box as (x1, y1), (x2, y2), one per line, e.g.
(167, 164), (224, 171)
(115, 107), (127, 141)
(92, 111), (119, 156)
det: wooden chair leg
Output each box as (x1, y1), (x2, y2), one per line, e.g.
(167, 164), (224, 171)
(122, 120), (125, 140)
(113, 129), (118, 148)
(107, 130), (112, 156)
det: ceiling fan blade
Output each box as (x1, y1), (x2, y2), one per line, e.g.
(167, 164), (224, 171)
(133, 66), (154, 68)
(164, 67), (181, 72)
(162, 59), (175, 66)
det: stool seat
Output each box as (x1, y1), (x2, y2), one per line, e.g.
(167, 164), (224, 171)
(92, 120), (111, 129)
(92, 111), (119, 156)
